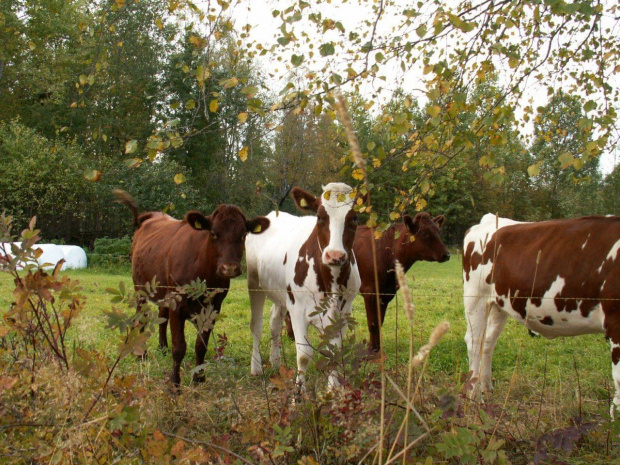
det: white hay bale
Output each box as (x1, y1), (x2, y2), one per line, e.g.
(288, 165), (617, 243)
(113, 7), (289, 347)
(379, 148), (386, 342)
(59, 245), (87, 269)
(35, 244), (65, 270)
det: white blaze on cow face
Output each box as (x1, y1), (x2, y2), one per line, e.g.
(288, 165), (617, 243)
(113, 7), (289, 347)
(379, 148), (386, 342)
(319, 183), (357, 266)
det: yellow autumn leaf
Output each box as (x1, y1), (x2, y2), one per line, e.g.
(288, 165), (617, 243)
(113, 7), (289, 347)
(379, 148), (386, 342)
(427, 105), (441, 118)
(174, 173), (186, 184)
(238, 146), (249, 162)
(209, 99), (218, 113)
(352, 169), (365, 181)
(389, 211), (401, 221)
(238, 112), (248, 123)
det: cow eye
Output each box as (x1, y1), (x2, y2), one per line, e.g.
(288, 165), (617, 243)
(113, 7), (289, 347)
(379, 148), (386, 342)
(210, 231), (218, 240)
(350, 216), (358, 226)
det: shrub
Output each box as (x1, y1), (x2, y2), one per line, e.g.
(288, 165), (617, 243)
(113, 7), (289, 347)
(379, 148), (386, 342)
(88, 236), (132, 269)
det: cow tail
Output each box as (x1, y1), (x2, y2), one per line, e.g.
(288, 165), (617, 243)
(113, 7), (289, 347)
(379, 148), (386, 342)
(113, 189), (140, 228)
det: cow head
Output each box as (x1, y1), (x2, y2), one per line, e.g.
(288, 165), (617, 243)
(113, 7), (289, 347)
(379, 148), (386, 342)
(187, 206), (270, 278)
(292, 183), (361, 267)
(402, 212), (450, 263)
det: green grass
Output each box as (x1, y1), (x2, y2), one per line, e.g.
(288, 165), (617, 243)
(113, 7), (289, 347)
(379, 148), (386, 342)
(1, 259), (616, 463)
(1, 259), (611, 409)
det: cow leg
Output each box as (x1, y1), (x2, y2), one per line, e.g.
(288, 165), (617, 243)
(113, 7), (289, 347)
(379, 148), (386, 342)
(158, 306), (169, 352)
(135, 294), (149, 359)
(169, 312), (186, 386)
(364, 294), (381, 354)
(270, 304), (284, 369)
(604, 300), (620, 417)
(284, 311), (295, 340)
(290, 313), (312, 393)
(464, 296), (492, 399)
(193, 329), (212, 383)
(325, 315), (348, 391)
(479, 304), (508, 392)
(249, 289), (266, 375)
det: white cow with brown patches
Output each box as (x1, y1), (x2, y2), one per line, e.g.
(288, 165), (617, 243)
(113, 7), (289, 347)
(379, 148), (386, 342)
(463, 214), (620, 414)
(245, 183), (362, 392)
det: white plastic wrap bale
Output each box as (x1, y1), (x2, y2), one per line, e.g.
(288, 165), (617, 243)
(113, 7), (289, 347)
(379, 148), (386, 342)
(59, 245), (87, 269)
(35, 244), (65, 270)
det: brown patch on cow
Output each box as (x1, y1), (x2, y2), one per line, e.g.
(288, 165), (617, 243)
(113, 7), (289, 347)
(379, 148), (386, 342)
(531, 297), (542, 307)
(283, 253), (287, 265)
(463, 242), (483, 282)
(294, 255), (309, 288)
(497, 298), (504, 307)
(287, 284), (295, 304)
(612, 347), (620, 365)
(540, 316), (554, 326)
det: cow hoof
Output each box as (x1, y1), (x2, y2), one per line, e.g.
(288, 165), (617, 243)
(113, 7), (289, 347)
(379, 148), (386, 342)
(362, 348), (382, 361)
(158, 345), (169, 355)
(192, 374), (206, 384)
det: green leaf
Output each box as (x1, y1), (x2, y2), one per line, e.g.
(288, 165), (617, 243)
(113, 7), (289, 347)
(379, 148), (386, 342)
(583, 100), (596, 112)
(416, 24), (427, 38)
(125, 139), (138, 154)
(291, 54), (304, 66)
(319, 43), (335, 56)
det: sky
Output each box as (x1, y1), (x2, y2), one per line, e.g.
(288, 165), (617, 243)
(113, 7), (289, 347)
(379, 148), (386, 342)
(225, 0), (618, 175)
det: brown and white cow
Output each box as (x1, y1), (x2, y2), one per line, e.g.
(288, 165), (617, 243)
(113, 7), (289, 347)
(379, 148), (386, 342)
(115, 190), (270, 385)
(354, 213), (450, 354)
(463, 213), (620, 413)
(245, 183), (361, 392)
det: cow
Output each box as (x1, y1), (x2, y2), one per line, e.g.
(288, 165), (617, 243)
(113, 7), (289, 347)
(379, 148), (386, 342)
(114, 190), (270, 385)
(245, 183), (362, 392)
(353, 213), (450, 354)
(463, 213), (620, 413)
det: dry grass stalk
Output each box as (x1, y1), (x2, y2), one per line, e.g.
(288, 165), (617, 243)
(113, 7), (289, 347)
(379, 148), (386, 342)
(335, 92), (366, 170)
(411, 321), (451, 369)
(395, 261), (414, 326)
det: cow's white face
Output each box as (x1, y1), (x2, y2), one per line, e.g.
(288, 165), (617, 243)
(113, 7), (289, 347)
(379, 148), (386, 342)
(291, 182), (359, 267)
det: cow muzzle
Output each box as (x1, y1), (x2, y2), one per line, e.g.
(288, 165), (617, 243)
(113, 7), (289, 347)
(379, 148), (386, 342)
(439, 252), (451, 263)
(324, 249), (348, 267)
(218, 262), (242, 278)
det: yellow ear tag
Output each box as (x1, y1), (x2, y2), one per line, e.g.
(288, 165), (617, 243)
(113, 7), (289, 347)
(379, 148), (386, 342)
(253, 224), (262, 233)
(323, 191), (331, 201)
(194, 221), (202, 229)
(299, 198), (308, 208)
(336, 192), (345, 202)
(409, 235), (416, 242)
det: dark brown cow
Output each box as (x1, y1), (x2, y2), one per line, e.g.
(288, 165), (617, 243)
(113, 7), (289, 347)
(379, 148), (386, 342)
(353, 212), (450, 353)
(115, 190), (269, 385)
(463, 214), (620, 413)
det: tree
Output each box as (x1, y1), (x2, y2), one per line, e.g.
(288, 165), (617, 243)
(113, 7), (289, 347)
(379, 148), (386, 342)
(529, 92), (602, 219)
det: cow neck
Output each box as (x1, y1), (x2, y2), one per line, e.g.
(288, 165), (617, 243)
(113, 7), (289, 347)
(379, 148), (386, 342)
(384, 223), (417, 272)
(294, 222), (351, 295)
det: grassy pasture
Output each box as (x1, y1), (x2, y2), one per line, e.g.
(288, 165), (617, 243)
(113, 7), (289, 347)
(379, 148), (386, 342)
(0, 255), (617, 463)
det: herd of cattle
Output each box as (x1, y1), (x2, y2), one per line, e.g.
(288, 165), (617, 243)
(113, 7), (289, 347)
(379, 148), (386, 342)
(43, 184), (620, 412)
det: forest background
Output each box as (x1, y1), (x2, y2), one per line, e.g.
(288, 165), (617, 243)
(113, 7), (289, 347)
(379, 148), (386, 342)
(1, 0), (619, 248)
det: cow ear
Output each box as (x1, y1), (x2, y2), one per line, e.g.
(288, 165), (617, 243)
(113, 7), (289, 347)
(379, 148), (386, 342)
(247, 216), (270, 235)
(403, 214), (420, 235)
(433, 215), (445, 229)
(291, 187), (319, 213)
(186, 211), (212, 231)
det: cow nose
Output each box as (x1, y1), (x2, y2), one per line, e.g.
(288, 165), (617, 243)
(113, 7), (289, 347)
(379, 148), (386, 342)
(440, 253), (451, 263)
(219, 263), (241, 278)
(324, 250), (347, 266)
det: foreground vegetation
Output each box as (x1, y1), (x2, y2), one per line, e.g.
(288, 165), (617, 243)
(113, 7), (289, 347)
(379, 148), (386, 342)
(1, 242), (617, 464)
